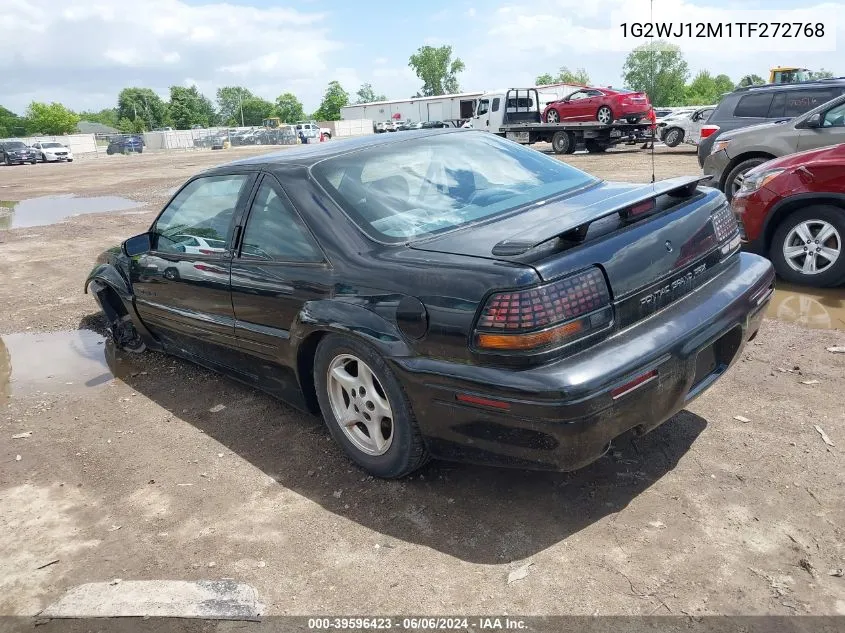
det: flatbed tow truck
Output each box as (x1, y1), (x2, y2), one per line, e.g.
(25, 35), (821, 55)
(469, 88), (653, 154)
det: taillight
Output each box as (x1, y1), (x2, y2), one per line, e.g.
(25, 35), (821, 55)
(700, 125), (719, 140)
(711, 203), (741, 257)
(474, 267), (613, 352)
(619, 198), (655, 222)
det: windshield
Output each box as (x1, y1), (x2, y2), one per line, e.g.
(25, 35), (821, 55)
(6, 141), (26, 149)
(42, 142), (63, 148)
(312, 131), (598, 242)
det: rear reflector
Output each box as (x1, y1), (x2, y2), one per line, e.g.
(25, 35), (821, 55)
(610, 370), (657, 399)
(455, 393), (511, 410)
(700, 125), (719, 140)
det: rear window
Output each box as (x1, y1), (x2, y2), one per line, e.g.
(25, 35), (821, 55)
(311, 131), (598, 242)
(783, 90), (841, 117)
(733, 93), (774, 118)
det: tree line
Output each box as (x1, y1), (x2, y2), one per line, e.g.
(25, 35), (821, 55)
(537, 44), (834, 106)
(0, 41), (836, 137)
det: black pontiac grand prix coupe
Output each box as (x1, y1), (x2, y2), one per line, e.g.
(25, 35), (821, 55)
(86, 129), (775, 478)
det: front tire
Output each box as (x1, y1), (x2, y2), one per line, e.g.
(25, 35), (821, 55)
(597, 105), (613, 124)
(724, 157), (769, 201)
(112, 314), (147, 353)
(770, 206), (845, 287)
(663, 127), (683, 147)
(545, 109), (560, 123)
(314, 334), (429, 478)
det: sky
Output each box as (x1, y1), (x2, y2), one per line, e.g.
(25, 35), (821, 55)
(0, 0), (841, 115)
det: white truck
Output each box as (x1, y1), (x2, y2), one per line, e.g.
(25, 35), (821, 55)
(656, 106), (716, 147)
(467, 88), (652, 154)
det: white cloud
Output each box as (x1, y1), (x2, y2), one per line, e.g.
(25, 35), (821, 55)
(0, 0), (341, 113)
(460, 0), (844, 92)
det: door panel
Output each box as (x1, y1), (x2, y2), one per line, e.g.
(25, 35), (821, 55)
(131, 172), (256, 364)
(230, 175), (332, 381)
(797, 102), (845, 152)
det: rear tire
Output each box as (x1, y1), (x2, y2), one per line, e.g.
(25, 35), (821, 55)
(663, 127), (683, 147)
(627, 116), (641, 124)
(724, 157), (769, 201)
(551, 131), (574, 154)
(597, 105), (613, 124)
(314, 334), (429, 479)
(769, 205), (845, 288)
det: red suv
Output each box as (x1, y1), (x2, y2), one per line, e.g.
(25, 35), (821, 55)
(731, 143), (845, 287)
(543, 87), (651, 125)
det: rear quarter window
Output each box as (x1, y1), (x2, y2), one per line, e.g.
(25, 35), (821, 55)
(733, 93), (774, 118)
(783, 89), (841, 117)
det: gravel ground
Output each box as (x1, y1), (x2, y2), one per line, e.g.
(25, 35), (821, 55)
(1, 141), (844, 620)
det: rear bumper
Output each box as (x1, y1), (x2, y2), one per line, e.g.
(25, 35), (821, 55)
(392, 252), (775, 471)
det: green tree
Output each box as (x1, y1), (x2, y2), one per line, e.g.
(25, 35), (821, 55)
(809, 68), (835, 80)
(535, 67), (590, 86)
(622, 40), (689, 106)
(274, 92), (305, 123)
(408, 45), (465, 96)
(117, 88), (169, 131)
(684, 70), (734, 105)
(238, 97), (275, 126)
(313, 81), (349, 121)
(736, 74), (766, 88)
(24, 101), (80, 135)
(216, 86), (254, 126)
(355, 83), (387, 104)
(0, 105), (25, 137)
(78, 108), (119, 129)
(169, 85), (215, 129)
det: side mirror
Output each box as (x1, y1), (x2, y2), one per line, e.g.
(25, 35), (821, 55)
(122, 232), (152, 257)
(803, 113), (822, 128)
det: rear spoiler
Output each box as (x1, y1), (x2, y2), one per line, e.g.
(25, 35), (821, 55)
(491, 175), (710, 256)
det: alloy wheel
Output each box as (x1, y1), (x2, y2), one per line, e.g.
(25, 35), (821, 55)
(782, 220), (841, 276)
(546, 109), (560, 123)
(326, 354), (394, 456)
(597, 106), (613, 124)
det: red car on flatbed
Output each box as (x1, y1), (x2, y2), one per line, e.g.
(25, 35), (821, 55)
(543, 87), (652, 125)
(731, 142), (845, 287)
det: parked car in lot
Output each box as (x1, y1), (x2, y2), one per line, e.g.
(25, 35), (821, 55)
(697, 78), (845, 167)
(658, 106), (715, 147)
(172, 234), (228, 254)
(0, 140), (38, 165)
(543, 87), (651, 124)
(731, 142), (845, 287)
(85, 129), (774, 478)
(32, 141), (74, 162)
(106, 135), (144, 155)
(703, 92), (845, 200)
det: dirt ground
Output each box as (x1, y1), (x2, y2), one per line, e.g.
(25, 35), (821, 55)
(1, 142), (844, 619)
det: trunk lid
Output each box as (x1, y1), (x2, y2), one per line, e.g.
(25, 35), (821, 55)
(409, 177), (730, 298)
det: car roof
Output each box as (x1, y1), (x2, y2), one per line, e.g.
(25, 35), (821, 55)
(731, 77), (845, 93)
(213, 128), (468, 170)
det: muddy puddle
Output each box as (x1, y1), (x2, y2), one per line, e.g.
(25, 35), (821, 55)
(0, 330), (128, 403)
(767, 283), (845, 330)
(0, 195), (142, 229)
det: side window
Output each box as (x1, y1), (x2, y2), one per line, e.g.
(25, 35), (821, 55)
(822, 102), (845, 127)
(491, 98), (500, 113)
(785, 90), (838, 117)
(477, 99), (489, 115)
(240, 180), (324, 263)
(733, 93), (774, 118)
(153, 174), (249, 254)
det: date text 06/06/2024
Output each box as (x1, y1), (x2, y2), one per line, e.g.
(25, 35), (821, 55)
(619, 22), (826, 38)
(306, 617), (529, 630)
